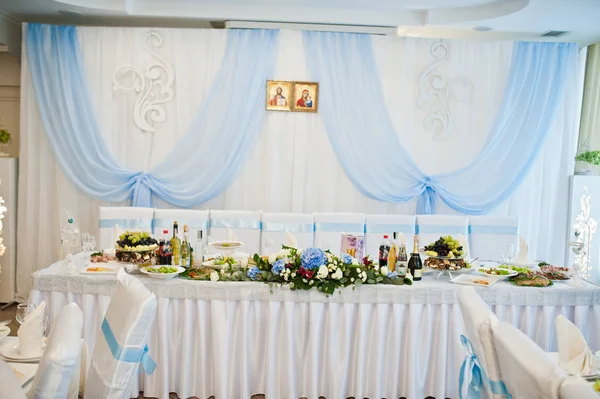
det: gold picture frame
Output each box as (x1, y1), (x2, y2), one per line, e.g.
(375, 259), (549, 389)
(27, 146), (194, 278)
(291, 81), (319, 113)
(266, 80), (293, 111)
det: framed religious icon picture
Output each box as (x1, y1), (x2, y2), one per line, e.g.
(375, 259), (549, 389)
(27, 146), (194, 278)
(291, 81), (319, 113)
(266, 80), (293, 111)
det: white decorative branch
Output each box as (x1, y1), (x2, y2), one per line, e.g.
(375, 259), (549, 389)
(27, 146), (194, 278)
(417, 41), (473, 141)
(112, 31), (175, 133)
(571, 186), (597, 280)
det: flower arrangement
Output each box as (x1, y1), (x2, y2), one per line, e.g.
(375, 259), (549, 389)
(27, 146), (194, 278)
(0, 129), (10, 144)
(206, 246), (412, 296)
(575, 150), (600, 166)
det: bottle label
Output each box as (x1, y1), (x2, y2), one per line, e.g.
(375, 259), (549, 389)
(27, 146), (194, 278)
(414, 269), (423, 278)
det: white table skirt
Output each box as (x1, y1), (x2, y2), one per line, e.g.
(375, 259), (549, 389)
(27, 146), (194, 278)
(30, 259), (600, 399)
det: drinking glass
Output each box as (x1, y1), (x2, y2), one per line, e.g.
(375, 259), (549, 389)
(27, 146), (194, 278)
(82, 233), (96, 256)
(16, 303), (35, 325)
(263, 235), (275, 255)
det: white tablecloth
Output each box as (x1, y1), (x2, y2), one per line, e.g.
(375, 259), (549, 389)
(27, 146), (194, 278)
(30, 258), (600, 399)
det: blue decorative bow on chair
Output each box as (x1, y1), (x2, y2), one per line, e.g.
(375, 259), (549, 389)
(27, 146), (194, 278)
(459, 335), (512, 399)
(101, 318), (157, 375)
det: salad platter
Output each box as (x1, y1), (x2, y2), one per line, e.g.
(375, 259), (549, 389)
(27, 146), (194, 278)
(140, 266), (185, 280)
(476, 267), (518, 280)
(202, 256), (240, 270)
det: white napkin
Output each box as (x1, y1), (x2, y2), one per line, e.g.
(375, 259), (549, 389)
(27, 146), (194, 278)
(556, 315), (597, 375)
(227, 227), (238, 241)
(515, 236), (529, 263)
(17, 301), (46, 358)
(285, 232), (298, 248)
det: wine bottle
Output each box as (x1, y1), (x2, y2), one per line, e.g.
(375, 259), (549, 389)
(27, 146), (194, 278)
(388, 232), (398, 272)
(181, 224), (190, 268)
(408, 235), (423, 281)
(194, 230), (205, 267)
(171, 221), (181, 266)
(378, 235), (391, 267)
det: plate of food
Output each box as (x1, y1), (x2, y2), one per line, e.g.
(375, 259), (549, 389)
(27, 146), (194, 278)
(89, 251), (116, 263)
(179, 267), (215, 280)
(497, 264), (532, 273)
(423, 235), (465, 259)
(508, 271), (553, 287)
(208, 241), (244, 256)
(80, 265), (121, 275)
(202, 256), (240, 270)
(538, 263), (571, 281)
(140, 265), (185, 280)
(450, 274), (498, 287)
(476, 267), (518, 280)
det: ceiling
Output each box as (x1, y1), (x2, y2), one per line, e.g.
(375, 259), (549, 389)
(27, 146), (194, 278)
(1, 0), (600, 45)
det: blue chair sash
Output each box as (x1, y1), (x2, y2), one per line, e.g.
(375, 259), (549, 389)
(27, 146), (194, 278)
(468, 225), (518, 235)
(314, 222), (364, 233)
(99, 218), (152, 230)
(209, 219), (262, 230)
(101, 318), (157, 375)
(262, 222), (314, 233)
(459, 335), (511, 399)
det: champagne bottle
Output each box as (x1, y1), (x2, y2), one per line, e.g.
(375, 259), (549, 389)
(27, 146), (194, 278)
(388, 232), (398, 272)
(408, 235), (423, 281)
(171, 221), (181, 266)
(181, 225), (190, 267)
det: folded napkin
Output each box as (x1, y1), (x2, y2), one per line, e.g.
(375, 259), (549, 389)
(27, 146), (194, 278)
(556, 315), (597, 375)
(227, 227), (238, 241)
(17, 301), (46, 358)
(515, 236), (529, 263)
(285, 232), (298, 249)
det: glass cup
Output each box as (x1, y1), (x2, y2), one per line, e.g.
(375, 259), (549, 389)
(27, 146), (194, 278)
(16, 303), (36, 325)
(82, 233), (96, 256)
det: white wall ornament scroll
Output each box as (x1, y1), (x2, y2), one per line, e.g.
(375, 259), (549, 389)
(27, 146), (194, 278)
(112, 31), (175, 133)
(417, 41), (474, 141)
(569, 186), (597, 281)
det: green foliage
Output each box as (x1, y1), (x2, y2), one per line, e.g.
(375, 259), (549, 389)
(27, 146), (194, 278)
(575, 150), (600, 166)
(0, 130), (10, 144)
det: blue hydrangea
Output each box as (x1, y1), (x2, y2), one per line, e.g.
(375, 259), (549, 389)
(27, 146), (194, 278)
(271, 259), (285, 275)
(387, 271), (398, 279)
(300, 247), (327, 270)
(342, 254), (353, 265)
(247, 266), (261, 280)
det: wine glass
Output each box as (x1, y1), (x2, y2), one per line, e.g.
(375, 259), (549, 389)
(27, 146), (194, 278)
(82, 233), (96, 257)
(263, 235), (275, 255)
(16, 303), (35, 325)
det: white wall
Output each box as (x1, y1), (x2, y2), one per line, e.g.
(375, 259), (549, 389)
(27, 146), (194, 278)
(0, 52), (20, 157)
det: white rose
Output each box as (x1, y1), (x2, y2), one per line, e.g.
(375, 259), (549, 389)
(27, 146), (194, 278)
(332, 268), (343, 280)
(309, 280), (314, 285)
(317, 265), (329, 279)
(268, 253), (277, 263)
(351, 277), (355, 282)
(361, 271), (367, 282)
(352, 258), (359, 266)
(356, 268), (361, 273)
(210, 271), (219, 282)
(374, 263), (380, 271)
(292, 272), (296, 277)
(284, 274), (289, 281)
(240, 257), (249, 268)
(326, 253), (333, 261)
(380, 266), (389, 276)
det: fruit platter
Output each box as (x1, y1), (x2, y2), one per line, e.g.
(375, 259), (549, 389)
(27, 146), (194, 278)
(423, 236), (472, 270)
(115, 231), (158, 268)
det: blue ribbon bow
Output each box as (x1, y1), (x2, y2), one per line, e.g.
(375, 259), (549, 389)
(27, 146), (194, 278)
(101, 318), (157, 375)
(459, 335), (512, 399)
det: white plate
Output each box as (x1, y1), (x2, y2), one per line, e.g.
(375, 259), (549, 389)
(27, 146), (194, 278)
(548, 352), (600, 378)
(475, 268), (518, 280)
(139, 266), (185, 279)
(0, 340), (42, 362)
(202, 259), (240, 270)
(450, 274), (498, 287)
(9, 362), (37, 386)
(0, 325), (9, 339)
(80, 264), (122, 275)
(208, 241), (244, 250)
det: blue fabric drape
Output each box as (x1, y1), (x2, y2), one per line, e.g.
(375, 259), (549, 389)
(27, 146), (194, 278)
(26, 24), (279, 207)
(303, 32), (578, 214)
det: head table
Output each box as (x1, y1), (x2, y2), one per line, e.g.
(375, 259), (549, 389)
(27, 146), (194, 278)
(30, 255), (600, 399)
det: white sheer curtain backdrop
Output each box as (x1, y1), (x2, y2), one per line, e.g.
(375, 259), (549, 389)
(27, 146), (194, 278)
(17, 28), (585, 299)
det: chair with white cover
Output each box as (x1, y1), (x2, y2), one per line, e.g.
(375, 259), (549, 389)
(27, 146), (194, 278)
(416, 215), (470, 256)
(492, 321), (566, 399)
(457, 287), (511, 399)
(208, 210), (262, 255)
(27, 302), (83, 399)
(85, 269), (157, 399)
(364, 214), (416, 258)
(98, 207), (154, 250)
(469, 216), (519, 261)
(153, 209), (209, 243)
(559, 377), (598, 399)
(0, 359), (26, 399)
(260, 212), (314, 253)
(313, 212), (365, 254)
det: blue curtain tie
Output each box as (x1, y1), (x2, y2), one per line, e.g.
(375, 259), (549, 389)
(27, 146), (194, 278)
(261, 222), (314, 233)
(417, 179), (437, 215)
(459, 335), (511, 399)
(99, 218), (152, 230)
(469, 225), (518, 235)
(101, 318), (157, 375)
(209, 219), (262, 230)
(314, 222), (364, 233)
(131, 172), (153, 208)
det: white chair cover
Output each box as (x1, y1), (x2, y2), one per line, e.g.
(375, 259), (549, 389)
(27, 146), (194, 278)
(208, 210), (262, 255)
(364, 214), (416, 258)
(28, 303), (83, 399)
(469, 216), (519, 261)
(559, 376), (598, 399)
(85, 270), (157, 399)
(0, 359), (26, 399)
(313, 212), (365, 254)
(153, 209), (209, 242)
(260, 212), (314, 253)
(98, 207), (154, 250)
(416, 215), (470, 256)
(457, 287), (507, 399)
(492, 322), (566, 399)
